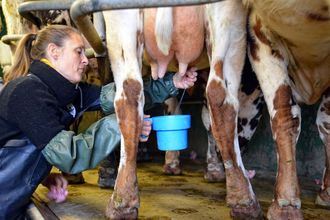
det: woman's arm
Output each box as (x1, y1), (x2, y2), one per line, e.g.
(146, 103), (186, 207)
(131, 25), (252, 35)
(42, 114), (121, 174)
(100, 68), (197, 114)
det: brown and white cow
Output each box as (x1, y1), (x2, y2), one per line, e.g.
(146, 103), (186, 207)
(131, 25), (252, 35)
(102, 0), (250, 218)
(193, 1), (330, 219)
(103, 0), (330, 219)
(233, 0), (330, 219)
(201, 0), (330, 219)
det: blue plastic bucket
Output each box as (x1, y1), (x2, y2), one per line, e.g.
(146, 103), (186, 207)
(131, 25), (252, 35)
(152, 115), (191, 151)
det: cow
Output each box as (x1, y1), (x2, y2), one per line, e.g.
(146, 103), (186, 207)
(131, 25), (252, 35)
(182, 1), (330, 219)
(102, 0), (330, 218)
(195, 0), (330, 219)
(102, 0), (249, 218)
(224, 0), (330, 219)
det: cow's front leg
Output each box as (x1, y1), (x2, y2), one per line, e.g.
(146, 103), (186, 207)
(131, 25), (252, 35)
(315, 88), (330, 207)
(106, 79), (143, 219)
(103, 9), (144, 219)
(248, 15), (303, 220)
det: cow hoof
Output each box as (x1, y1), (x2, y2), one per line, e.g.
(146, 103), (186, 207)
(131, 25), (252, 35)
(230, 200), (263, 220)
(267, 201), (303, 220)
(163, 163), (182, 175)
(105, 203), (138, 220)
(315, 188), (330, 208)
(204, 170), (225, 182)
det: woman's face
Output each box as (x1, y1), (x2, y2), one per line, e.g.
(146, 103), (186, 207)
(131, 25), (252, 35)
(54, 33), (89, 84)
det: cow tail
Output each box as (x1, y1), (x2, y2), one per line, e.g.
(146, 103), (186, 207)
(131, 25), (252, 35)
(155, 7), (173, 56)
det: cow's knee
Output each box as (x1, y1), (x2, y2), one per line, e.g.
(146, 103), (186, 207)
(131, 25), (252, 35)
(271, 85), (300, 145)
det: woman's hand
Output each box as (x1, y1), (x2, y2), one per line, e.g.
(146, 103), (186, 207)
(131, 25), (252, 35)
(42, 173), (68, 203)
(173, 67), (198, 89)
(139, 115), (152, 142)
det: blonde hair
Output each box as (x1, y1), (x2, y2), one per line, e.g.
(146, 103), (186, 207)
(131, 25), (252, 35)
(4, 25), (81, 83)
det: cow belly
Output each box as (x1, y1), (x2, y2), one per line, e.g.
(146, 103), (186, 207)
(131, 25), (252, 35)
(290, 60), (330, 104)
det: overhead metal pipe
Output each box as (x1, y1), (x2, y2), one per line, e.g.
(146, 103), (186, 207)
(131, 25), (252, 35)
(93, 12), (106, 43)
(72, 0), (222, 11)
(85, 48), (95, 59)
(18, 0), (75, 27)
(70, 0), (222, 57)
(18, 0), (97, 57)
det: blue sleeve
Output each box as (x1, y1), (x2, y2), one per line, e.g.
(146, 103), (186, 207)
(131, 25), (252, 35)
(143, 73), (179, 110)
(99, 73), (179, 114)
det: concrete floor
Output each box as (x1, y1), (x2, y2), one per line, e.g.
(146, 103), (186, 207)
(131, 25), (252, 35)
(35, 158), (330, 220)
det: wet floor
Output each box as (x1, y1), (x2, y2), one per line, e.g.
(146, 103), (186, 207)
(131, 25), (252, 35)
(35, 159), (330, 220)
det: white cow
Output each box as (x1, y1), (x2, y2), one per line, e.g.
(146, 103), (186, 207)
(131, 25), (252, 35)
(102, 0), (249, 218)
(103, 0), (330, 219)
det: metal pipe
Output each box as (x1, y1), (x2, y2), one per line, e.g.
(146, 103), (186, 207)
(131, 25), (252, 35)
(72, 0), (222, 12)
(1, 34), (95, 56)
(93, 12), (106, 42)
(70, 0), (223, 58)
(18, 0), (75, 27)
(1, 34), (24, 45)
(85, 48), (95, 59)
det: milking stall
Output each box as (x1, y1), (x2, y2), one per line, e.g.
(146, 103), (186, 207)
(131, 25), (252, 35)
(0, 0), (329, 220)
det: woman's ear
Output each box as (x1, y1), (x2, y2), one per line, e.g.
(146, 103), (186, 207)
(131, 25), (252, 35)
(47, 43), (60, 60)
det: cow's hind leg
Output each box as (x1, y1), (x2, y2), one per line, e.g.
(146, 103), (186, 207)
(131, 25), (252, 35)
(163, 97), (182, 175)
(315, 88), (330, 207)
(202, 59), (263, 183)
(201, 105), (225, 182)
(205, 1), (263, 219)
(103, 9), (144, 219)
(248, 12), (303, 220)
(164, 151), (181, 175)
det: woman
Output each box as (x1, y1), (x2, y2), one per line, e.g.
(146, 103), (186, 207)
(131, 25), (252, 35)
(0, 25), (197, 219)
